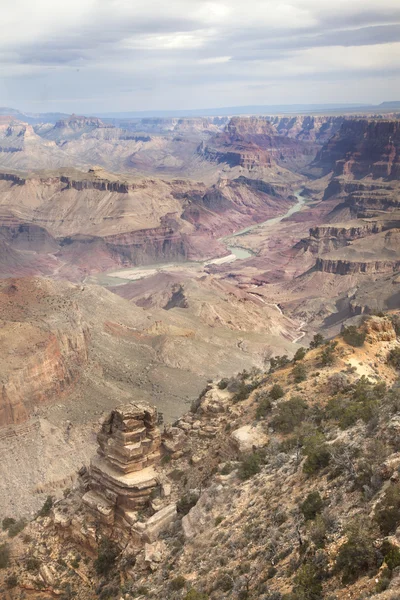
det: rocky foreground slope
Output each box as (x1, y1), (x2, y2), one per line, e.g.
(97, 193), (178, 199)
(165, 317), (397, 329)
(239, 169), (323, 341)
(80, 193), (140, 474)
(0, 315), (399, 600)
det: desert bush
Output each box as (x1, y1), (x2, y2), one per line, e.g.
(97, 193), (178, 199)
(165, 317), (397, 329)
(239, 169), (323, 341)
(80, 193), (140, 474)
(184, 590), (208, 600)
(335, 517), (380, 584)
(177, 492), (199, 515)
(239, 453), (262, 480)
(26, 557), (41, 572)
(8, 518), (26, 538)
(269, 355), (290, 373)
(94, 539), (119, 575)
(374, 483), (400, 535)
(6, 574), (18, 588)
(215, 572), (234, 591)
(170, 575), (186, 590)
(293, 363), (307, 383)
(342, 325), (366, 347)
(310, 334), (324, 349)
(271, 397), (308, 434)
(270, 384), (285, 400)
(2, 517), (16, 531)
(218, 378), (229, 390)
(388, 347), (400, 370)
(256, 393), (272, 419)
(319, 342), (337, 367)
(300, 491), (324, 521)
(381, 539), (400, 571)
(309, 515), (327, 549)
(390, 315), (400, 337)
(0, 543), (10, 569)
(302, 433), (330, 475)
(293, 348), (307, 362)
(292, 562), (323, 600)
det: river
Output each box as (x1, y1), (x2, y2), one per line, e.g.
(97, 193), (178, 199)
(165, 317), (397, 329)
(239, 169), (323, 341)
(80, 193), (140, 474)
(222, 188), (305, 259)
(90, 188), (305, 284)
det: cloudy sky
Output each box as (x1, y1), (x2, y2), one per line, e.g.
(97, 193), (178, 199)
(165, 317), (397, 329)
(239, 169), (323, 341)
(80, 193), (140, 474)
(1, 0), (399, 113)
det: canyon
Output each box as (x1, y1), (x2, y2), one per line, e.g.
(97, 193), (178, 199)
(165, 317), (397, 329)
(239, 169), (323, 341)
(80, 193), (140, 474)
(0, 109), (399, 534)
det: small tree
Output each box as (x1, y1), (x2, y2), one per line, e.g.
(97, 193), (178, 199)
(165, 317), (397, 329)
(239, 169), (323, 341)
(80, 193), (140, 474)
(293, 347), (307, 362)
(335, 517), (379, 584)
(310, 334), (324, 349)
(293, 363), (307, 383)
(94, 538), (119, 575)
(320, 342), (337, 367)
(387, 347), (400, 370)
(271, 397), (308, 434)
(269, 384), (285, 400)
(300, 491), (324, 521)
(239, 453), (261, 480)
(374, 483), (400, 535)
(342, 326), (366, 348)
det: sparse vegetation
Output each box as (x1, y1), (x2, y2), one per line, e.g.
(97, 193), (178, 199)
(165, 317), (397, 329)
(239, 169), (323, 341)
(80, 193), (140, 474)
(170, 575), (186, 590)
(335, 517), (379, 584)
(94, 539), (119, 575)
(0, 543), (10, 569)
(342, 325), (366, 347)
(269, 355), (290, 373)
(319, 341), (337, 366)
(374, 483), (400, 535)
(302, 433), (330, 475)
(310, 334), (324, 349)
(177, 492), (199, 515)
(238, 452), (262, 480)
(271, 397), (308, 434)
(269, 384), (285, 400)
(387, 347), (400, 369)
(300, 491), (324, 521)
(293, 347), (307, 362)
(292, 363), (307, 383)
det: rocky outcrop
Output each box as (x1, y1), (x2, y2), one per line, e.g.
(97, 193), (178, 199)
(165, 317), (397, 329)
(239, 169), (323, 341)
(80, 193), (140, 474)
(82, 403), (162, 524)
(60, 175), (130, 193)
(315, 256), (400, 275)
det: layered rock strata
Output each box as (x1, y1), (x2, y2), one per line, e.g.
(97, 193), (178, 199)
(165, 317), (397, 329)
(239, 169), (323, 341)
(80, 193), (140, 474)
(82, 403), (161, 525)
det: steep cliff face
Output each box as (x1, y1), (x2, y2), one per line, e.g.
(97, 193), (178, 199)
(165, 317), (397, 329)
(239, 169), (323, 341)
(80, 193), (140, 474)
(200, 116), (317, 170)
(316, 119), (400, 179)
(268, 115), (344, 142)
(315, 256), (400, 274)
(0, 279), (89, 427)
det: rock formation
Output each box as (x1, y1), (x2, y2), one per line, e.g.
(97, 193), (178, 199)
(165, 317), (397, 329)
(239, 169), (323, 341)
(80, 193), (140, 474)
(82, 402), (162, 525)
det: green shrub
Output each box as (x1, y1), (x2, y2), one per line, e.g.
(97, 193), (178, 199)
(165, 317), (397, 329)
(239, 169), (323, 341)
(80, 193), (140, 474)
(309, 514), (327, 549)
(2, 517), (16, 531)
(319, 342), (337, 367)
(293, 348), (307, 362)
(374, 484), (400, 535)
(292, 563), (323, 600)
(269, 355), (290, 373)
(292, 363), (307, 383)
(218, 378), (229, 390)
(220, 462), (234, 475)
(256, 394), (272, 419)
(8, 518), (26, 538)
(26, 557), (41, 572)
(94, 539), (119, 575)
(271, 397), (308, 434)
(302, 433), (330, 475)
(342, 326), (366, 347)
(38, 495), (53, 518)
(0, 543), (10, 569)
(177, 493), (199, 515)
(388, 347), (400, 370)
(270, 384), (285, 400)
(215, 516), (224, 526)
(300, 491), (324, 521)
(184, 590), (208, 600)
(5, 574), (18, 588)
(170, 575), (186, 590)
(381, 540), (400, 570)
(310, 334), (324, 349)
(335, 517), (379, 584)
(238, 453), (261, 480)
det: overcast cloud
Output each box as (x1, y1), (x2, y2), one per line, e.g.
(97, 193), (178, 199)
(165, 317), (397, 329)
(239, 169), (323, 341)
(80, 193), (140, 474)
(0, 0), (399, 113)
